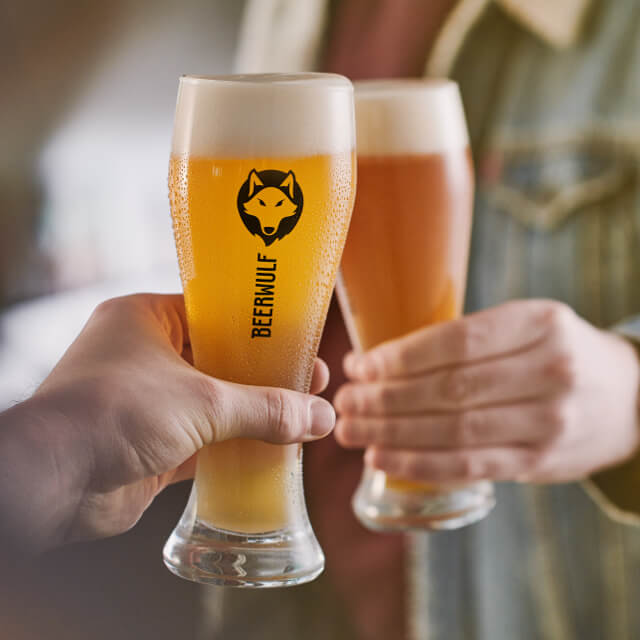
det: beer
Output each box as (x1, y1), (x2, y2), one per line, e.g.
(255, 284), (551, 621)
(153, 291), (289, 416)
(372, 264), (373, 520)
(337, 79), (495, 530)
(339, 151), (473, 352)
(170, 152), (354, 531)
(164, 73), (356, 587)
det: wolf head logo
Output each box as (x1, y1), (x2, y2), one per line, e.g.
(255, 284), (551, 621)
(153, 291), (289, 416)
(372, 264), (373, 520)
(237, 169), (304, 246)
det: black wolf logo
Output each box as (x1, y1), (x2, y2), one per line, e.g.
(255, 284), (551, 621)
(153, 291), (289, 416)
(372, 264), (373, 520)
(237, 169), (304, 246)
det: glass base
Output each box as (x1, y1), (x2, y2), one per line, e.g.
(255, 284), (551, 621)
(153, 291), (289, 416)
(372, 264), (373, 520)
(163, 516), (324, 588)
(353, 468), (495, 532)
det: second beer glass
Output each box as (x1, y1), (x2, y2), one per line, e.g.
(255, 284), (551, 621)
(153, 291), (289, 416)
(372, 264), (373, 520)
(164, 73), (356, 586)
(337, 79), (495, 531)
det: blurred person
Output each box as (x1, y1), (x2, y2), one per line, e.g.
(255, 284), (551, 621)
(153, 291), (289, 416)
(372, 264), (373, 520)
(210, 1), (640, 640)
(0, 294), (336, 556)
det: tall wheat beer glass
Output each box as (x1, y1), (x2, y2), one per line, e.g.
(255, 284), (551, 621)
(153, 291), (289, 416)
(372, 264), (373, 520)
(163, 74), (356, 586)
(337, 79), (494, 531)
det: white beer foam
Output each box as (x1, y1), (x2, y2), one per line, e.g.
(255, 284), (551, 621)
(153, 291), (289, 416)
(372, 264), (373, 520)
(172, 73), (355, 157)
(355, 79), (470, 156)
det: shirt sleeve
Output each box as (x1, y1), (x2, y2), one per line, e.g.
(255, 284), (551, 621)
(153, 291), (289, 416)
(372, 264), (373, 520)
(583, 315), (640, 525)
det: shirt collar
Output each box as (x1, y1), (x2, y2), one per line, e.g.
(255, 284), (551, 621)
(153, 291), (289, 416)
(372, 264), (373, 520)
(496, 0), (593, 48)
(233, 0), (594, 77)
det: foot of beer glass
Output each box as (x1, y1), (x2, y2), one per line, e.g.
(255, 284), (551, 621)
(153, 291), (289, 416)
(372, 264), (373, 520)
(163, 488), (324, 588)
(352, 466), (495, 532)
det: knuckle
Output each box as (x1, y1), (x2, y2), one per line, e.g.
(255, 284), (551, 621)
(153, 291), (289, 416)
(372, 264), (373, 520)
(527, 446), (552, 475)
(452, 320), (474, 359)
(451, 411), (481, 446)
(93, 294), (148, 323)
(542, 400), (572, 440)
(265, 388), (296, 442)
(391, 343), (414, 376)
(334, 419), (352, 445)
(545, 301), (576, 337)
(339, 419), (365, 445)
(403, 456), (426, 481)
(382, 419), (401, 446)
(370, 347), (394, 377)
(372, 383), (395, 411)
(453, 316), (489, 360)
(482, 457), (505, 479)
(440, 370), (470, 407)
(93, 296), (124, 318)
(194, 375), (221, 412)
(191, 376), (225, 440)
(544, 350), (578, 390)
(334, 385), (355, 414)
(456, 454), (480, 480)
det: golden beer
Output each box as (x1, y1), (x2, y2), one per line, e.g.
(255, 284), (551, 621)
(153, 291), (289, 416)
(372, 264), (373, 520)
(337, 79), (495, 530)
(339, 151), (473, 351)
(164, 73), (356, 586)
(170, 152), (354, 532)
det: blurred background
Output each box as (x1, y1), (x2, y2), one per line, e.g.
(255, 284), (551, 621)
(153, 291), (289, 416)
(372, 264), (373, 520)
(1, 0), (243, 405)
(1, 1), (243, 638)
(4, 1), (640, 639)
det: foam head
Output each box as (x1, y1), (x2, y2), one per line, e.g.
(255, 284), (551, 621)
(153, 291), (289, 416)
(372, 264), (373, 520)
(172, 73), (355, 158)
(354, 79), (470, 156)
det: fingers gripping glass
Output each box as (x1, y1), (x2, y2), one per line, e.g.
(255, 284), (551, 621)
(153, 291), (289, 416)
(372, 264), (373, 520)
(163, 73), (356, 586)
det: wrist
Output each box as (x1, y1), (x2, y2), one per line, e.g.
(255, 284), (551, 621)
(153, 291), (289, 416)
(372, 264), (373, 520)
(0, 395), (89, 554)
(605, 329), (640, 463)
(613, 329), (640, 423)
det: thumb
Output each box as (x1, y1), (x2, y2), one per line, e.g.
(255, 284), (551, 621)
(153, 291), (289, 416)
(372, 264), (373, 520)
(195, 375), (336, 445)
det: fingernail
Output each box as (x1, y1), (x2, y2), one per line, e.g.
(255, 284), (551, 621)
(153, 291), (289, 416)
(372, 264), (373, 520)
(333, 388), (353, 414)
(364, 448), (374, 466)
(364, 448), (378, 468)
(344, 352), (358, 375)
(345, 352), (370, 379)
(309, 400), (336, 437)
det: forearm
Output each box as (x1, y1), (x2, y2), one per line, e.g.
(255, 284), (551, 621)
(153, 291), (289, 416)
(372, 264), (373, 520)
(0, 397), (87, 554)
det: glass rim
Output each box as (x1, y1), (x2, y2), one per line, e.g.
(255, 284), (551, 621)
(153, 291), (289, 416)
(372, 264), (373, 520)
(354, 77), (458, 96)
(179, 72), (353, 90)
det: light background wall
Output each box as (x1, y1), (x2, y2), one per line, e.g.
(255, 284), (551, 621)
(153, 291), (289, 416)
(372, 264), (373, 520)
(0, 0), (245, 406)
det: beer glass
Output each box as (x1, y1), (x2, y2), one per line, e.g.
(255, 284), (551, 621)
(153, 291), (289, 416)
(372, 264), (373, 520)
(336, 79), (494, 531)
(164, 73), (356, 586)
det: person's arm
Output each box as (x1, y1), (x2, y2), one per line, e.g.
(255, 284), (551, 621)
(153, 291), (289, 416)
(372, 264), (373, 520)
(0, 294), (335, 555)
(0, 397), (87, 553)
(334, 299), (640, 499)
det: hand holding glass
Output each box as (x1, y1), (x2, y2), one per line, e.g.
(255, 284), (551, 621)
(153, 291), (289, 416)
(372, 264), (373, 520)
(336, 80), (495, 531)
